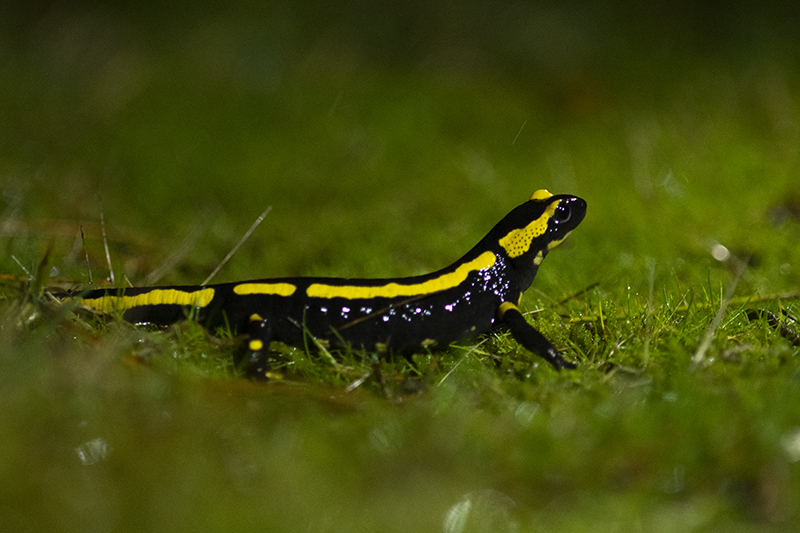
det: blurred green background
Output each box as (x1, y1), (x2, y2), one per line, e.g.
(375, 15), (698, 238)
(2, 1), (800, 531)
(3, 0), (797, 283)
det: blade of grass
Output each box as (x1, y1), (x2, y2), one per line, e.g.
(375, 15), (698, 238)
(202, 205), (272, 286)
(691, 261), (746, 369)
(100, 210), (114, 287)
(146, 222), (204, 285)
(80, 226), (93, 286)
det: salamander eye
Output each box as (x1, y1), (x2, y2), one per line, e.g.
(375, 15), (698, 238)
(553, 204), (572, 224)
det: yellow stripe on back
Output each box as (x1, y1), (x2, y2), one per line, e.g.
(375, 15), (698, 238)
(80, 288), (216, 314)
(306, 251), (497, 299)
(499, 200), (560, 258)
(233, 282), (297, 296)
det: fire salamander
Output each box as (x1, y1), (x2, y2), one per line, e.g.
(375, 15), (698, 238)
(62, 189), (586, 377)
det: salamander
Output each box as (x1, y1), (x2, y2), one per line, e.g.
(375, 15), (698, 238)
(61, 189), (586, 377)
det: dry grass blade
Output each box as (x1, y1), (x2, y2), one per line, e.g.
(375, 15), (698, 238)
(146, 223), (204, 285)
(11, 255), (31, 279)
(691, 261), (746, 369)
(555, 282), (599, 307)
(202, 205), (272, 286)
(100, 211), (115, 287)
(81, 226), (93, 285)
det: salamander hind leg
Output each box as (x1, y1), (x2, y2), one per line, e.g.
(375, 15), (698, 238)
(235, 314), (274, 380)
(498, 302), (577, 370)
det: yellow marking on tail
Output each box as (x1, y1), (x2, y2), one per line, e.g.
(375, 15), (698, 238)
(80, 288), (216, 314)
(234, 283), (297, 296)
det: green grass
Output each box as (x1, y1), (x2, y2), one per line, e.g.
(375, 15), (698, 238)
(2, 1), (800, 531)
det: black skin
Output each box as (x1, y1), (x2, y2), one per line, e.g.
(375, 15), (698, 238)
(62, 193), (587, 378)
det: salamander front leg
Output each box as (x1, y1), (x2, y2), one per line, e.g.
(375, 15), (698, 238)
(498, 302), (576, 370)
(236, 314), (273, 380)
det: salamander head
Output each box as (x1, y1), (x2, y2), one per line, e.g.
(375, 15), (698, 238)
(494, 189), (587, 287)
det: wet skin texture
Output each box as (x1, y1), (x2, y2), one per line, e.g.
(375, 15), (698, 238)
(63, 190), (587, 378)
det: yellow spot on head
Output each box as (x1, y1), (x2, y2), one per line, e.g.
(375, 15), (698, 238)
(249, 339), (264, 351)
(249, 313), (264, 322)
(530, 189), (553, 201)
(80, 288), (215, 314)
(234, 283), (296, 296)
(421, 338), (437, 348)
(307, 251), (496, 299)
(499, 200), (560, 258)
(547, 232), (571, 251)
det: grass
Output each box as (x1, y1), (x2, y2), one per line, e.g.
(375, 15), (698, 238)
(2, 1), (800, 531)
